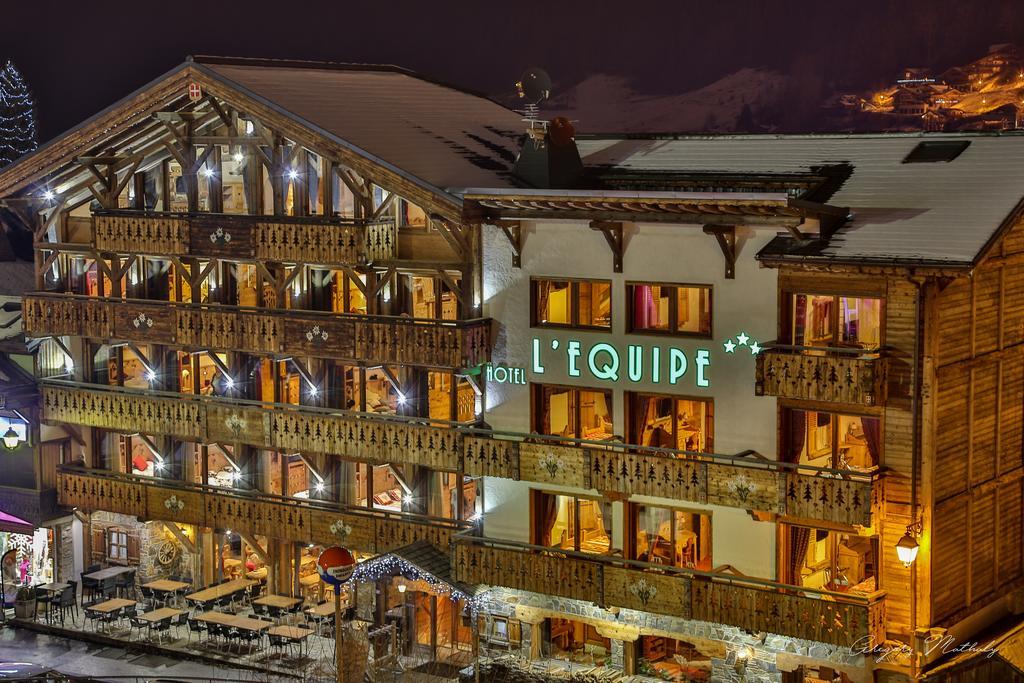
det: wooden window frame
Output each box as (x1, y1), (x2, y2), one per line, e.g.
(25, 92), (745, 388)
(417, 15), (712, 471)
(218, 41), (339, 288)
(780, 522), (880, 591)
(783, 291), (885, 349)
(780, 404), (883, 469)
(530, 489), (611, 555)
(625, 281), (713, 338)
(626, 502), (712, 569)
(530, 277), (612, 331)
(106, 526), (129, 565)
(625, 391), (715, 452)
(530, 383), (613, 440)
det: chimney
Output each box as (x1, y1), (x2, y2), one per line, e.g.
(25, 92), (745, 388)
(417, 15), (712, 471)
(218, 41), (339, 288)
(512, 116), (584, 189)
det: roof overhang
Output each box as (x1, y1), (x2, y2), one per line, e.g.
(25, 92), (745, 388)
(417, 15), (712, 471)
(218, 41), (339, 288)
(460, 188), (848, 229)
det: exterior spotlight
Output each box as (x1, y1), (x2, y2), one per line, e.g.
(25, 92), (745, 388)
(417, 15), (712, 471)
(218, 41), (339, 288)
(2, 426), (21, 451)
(897, 531), (920, 567)
(225, 377), (235, 389)
(232, 151), (244, 163)
(146, 369), (157, 382)
(397, 583), (407, 594)
(397, 394), (407, 406)
(42, 190), (55, 201)
(403, 494), (414, 505)
(201, 167), (215, 178)
(314, 481), (325, 493)
(287, 168), (299, 180)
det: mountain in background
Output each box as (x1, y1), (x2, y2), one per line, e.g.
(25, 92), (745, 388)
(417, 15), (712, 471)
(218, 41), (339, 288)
(519, 44), (1023, 134)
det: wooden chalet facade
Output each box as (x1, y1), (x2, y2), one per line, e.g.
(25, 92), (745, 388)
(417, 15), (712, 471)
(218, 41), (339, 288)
(3, 56), (1024, 682)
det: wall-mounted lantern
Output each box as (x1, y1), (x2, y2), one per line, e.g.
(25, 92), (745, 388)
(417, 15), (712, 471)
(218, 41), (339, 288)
(897, 520), (924, 567)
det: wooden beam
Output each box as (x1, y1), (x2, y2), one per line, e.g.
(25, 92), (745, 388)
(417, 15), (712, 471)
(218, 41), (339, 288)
(296, 453), (326, 484)
(239, 532), (268, 564)
(703, 225), (737, 279)
(589, 220), (624, 273)
(429, 214), (469, 261)
(163, 522), (197, 554)
(436, 269), (469, 309)
(494, 220), (522, 267)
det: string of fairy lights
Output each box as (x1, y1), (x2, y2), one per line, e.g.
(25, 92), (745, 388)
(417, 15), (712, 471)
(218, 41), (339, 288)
(341, 553), (483, 609)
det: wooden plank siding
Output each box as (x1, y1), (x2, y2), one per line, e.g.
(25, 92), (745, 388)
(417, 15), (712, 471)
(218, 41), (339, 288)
(928, 219), (1024, 629)
(775, 272), (920, 640)
(57, 469), (464, 555)
(92, 210), (397, 265)
(23, 293), (492, 369)
(41, 383), (884, 527)
(453, 538), (887, 649)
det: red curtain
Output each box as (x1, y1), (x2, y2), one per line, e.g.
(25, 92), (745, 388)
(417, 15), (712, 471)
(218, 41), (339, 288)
(861, 417), (881, 466)
(633, 285), (656, 329)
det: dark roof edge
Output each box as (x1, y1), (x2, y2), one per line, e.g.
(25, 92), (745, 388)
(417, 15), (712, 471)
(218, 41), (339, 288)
(973, 193), (1024, 267)
(756, 248), (974, 272)
(190, 55), (518, 114)
(576, 130), (1024, 142)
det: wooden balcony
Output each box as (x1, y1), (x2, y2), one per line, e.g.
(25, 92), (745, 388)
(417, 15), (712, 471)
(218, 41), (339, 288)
(23, 293), (492, 369)
(92, 209), (397, 264)
(755, 344), (887, 406)
(57, 468), (466, 554)
(42, 382), (885, 527)
(453, 536), (887, 649)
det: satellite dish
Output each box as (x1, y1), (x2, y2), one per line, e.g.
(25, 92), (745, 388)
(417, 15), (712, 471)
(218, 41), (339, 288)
(548, 116), (576, 147)
(517, 67), (552, 105)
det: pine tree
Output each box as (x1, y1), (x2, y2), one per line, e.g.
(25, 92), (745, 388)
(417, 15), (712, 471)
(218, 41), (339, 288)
(0, 60), (38, 167)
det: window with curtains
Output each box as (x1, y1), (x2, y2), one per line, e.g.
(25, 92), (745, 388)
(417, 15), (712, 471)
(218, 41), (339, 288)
(780, 408), (880, 470)
(627, 283), (711, 336)
(630, 504), (712, 570)
(784, 524), (878, 594)
(626, 392), (713, 452)
(532, 278), (612, 329)
(532, 490), (613, 555)
(532, 384), (613, 440)
(789, 293), (882, 348)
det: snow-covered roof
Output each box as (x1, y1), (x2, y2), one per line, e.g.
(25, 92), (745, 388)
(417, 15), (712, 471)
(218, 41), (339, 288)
(576, 132), (1024, 266)
(201, 60), (524, 193)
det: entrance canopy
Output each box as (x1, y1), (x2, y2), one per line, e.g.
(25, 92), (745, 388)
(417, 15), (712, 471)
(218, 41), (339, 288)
(349, 540), (479, 602)
(0, 509), (34, 535)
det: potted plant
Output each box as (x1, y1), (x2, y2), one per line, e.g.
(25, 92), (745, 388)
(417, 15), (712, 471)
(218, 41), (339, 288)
(13, 586), (36, 619)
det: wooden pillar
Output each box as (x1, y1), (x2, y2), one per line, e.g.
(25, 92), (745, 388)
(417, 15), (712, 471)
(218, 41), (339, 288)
(131, 172), (146, 210)
(208, 145), (223, 213)
(200, 530), (215, 587)
(272, 136), (286, 216)
(429, 594), (438, 661)
(529, 621), (543, 660)
(622, 640), (638, 676)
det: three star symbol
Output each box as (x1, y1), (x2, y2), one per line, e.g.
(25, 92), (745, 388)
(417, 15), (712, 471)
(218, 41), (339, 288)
(722, 331), (762, 355)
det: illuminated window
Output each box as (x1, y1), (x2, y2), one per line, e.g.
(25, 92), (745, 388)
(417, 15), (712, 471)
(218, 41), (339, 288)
(789, 293), (881, 348)
(631, 504), (711, 570)
(398, 198), (427, 227)
(532, 490), (612, 555)
(627, 393), (713, 452)
(532, 279), (611, 329)
(781, 408), (880, 470)
(532, 384), (613, 441)
(627, 283), (711, 336)
(785, 525), (877, 593)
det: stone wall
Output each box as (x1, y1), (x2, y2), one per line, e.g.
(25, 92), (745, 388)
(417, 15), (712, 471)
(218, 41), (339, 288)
(89, 512), (197, 584)
(55, 520), (74, 582)
(477, 587), (871, 683)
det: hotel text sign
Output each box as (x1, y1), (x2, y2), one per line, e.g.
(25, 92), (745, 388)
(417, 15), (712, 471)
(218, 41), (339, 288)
(482, 337), (711, 389)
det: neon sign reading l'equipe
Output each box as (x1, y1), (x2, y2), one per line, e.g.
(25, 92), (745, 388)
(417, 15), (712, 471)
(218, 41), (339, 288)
(531, 337), (710, 388)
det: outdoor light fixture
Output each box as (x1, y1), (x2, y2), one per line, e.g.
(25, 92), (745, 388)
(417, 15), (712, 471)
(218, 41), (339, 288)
(42, 190), (55, 201)
(145, 369), (157, 382)
(734, 645), (753, 676)
(2, 426), (21, 451)
(897, 520), (923, 567)
(403, 494), (414, 505)
(232, 151), (244, 163)
(201, 167), (215, 178)
(397, 394), (407, 406)
(225, 377), (235, 389)
(287, 167), (299, 180)
(397, 583), (407, 594)
(314, 481), (325, 493)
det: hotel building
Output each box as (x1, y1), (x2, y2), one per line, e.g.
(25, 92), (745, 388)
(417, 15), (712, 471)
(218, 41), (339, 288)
(1, 56), (1023, 682)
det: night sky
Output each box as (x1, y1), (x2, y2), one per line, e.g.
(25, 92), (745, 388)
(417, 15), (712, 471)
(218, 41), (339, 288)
(6, 0), (1024, 141)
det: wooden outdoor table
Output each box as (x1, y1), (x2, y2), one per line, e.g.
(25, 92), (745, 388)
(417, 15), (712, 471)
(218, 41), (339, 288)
(143, 579), (190, 593)
(230, 615), (273, 632)
(87, 598), (136, 613)
(85, 566), (134, 581)
(254, 594), (302, 609)
(299, 573), (319, 587)
(306, 601), (337, 617)
(141, 607), (182, 622)
(269, 624), (314, 639)
(185, 578), (254, 603)
(36, 583), (69, 593)
(197, 610), (272, 632)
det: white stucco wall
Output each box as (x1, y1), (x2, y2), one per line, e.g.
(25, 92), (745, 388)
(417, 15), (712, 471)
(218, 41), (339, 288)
(479, 219), (780, 579)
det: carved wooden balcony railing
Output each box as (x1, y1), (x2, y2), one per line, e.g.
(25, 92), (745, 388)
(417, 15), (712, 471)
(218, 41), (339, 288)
(41, 382), (885, 527)
(23, 293), (492, 369)
(453, 535), (887, 649)
(755, 344), (887, 406)
(92, 209), (397, 264)
(57, 467), (466, 554)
